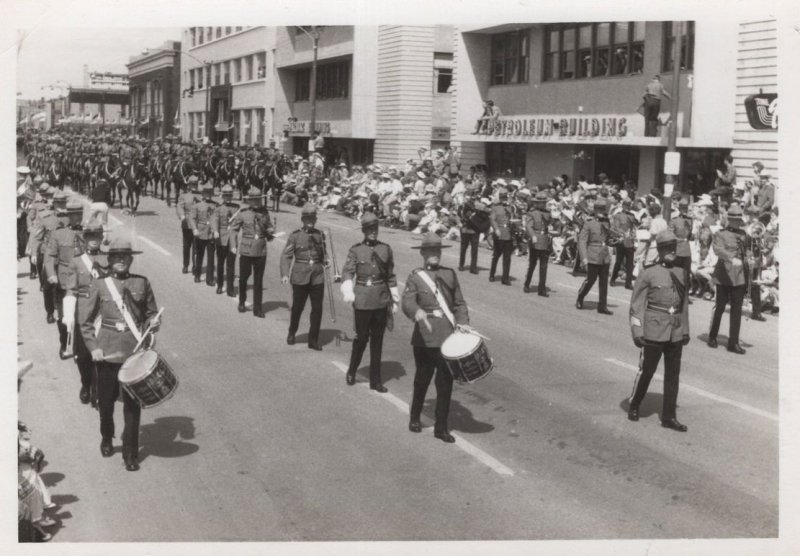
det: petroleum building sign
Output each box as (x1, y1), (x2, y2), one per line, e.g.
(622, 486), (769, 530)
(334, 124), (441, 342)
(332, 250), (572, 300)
(476, 114), (631, 142)
(285, 120), (332, 136)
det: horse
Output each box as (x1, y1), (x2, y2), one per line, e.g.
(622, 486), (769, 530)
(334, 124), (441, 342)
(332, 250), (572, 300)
(45, 157), (65, 190)
(98, 156), (122, 207)
(148, 155), (163, 199)
(202, 152), (219, 188)
(249, 159), (269, 196)
(215, 155), (236, 190)
(235, 157), (251, 200)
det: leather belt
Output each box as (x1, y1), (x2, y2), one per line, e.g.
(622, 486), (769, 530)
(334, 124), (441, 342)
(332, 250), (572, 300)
(356, 279), (385, 286)
(295, 259), (321, 264)
(647, 303), (680, 315)
(426, 310), (444, 318)
(101, 319), (131, 332)
(588, 242), (606, 247)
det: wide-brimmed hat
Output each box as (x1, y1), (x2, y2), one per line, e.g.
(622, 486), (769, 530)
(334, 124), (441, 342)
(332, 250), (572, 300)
(221, 184), (234, 195)
(360, 212), (380, 229)
(727, 204), (744, 220)
(533, 191), (548, 203)
(301, 203), (318, 217)
(416, 171), (426, 180)
(411, 232), (451, 250)
(107, 239), (143, 255)
(244, 187), (266, 200)
(17, 166), (31, 174)
(201, 183), (214, 193)
(655, 230), (678, 247)
(83, 220), (104, 235)
(57, 198), (84, 215)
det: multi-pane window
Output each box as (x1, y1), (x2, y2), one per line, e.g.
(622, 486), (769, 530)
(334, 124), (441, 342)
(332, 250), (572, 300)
(152, 81), (162, 118)
(491, 30), (530, 85)
(662, 21), (695, 71)
(486, 143), (526, 178)
(235, 26), (243, 32)
(256, 108), (265, 145)
(233, 58), (241, 82)
(295, 60), (350, 101)
(433, 52), (453, 93)
(223, 61), (230, 84)
(545, 22), (646, 81)
(215, 27), (222, 39)
(245, 56), (253, 81)
(256, 53), (267, 78)
(225, 27), (232, 35)
(214, 63), (221, 86)
(197, 27), (204, 46)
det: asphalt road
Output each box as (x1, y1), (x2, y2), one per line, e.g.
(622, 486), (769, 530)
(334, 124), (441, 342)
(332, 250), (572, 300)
(17, 189), (779, 542)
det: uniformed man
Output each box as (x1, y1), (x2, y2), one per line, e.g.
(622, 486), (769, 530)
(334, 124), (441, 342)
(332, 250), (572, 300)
(341, 212), (398, 391)
(45, 197), (85, 358)
(280, 204), (328, 350)
(402, 232), (470, 443)
(627, 230), (690, 432)
(523, 192), (552, 296)
(576, 197), (613, 315)
(610, 197), (638, 290)
(29, 189), (67, 323)
(229, 186), (275, 318)
(63, 220), (107, 406)
(668, 197), (694, 291)
(190, 183), (218, 285)
(488, 188), (513, 285)
(176, 175), (199, 274)
(79, 239), (160, 471)
(25, 180), (50, 280)
(707, 204), (749, 354)
(211, 184), (240, 296)
(457, 184), (482, 274)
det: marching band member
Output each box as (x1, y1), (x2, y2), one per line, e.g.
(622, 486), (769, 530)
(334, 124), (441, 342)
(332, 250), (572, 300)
(190, 183), (218, 286)
(523, 192), (552, 296)
(610, 197), (637, 290)
(176, 175), (200, 274)
(29, 189), (67, 324)
(211, 184), (240, 296)
(576, 197), (613, 315)
(402, 233), (469, 443)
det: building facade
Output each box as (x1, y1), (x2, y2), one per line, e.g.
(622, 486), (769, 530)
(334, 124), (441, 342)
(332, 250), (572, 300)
(127, 41), (182, 140)
(451, 21), (738, 196)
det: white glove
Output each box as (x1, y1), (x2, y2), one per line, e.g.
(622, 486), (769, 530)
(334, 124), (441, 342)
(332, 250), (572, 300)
(341, 279), (355, 303)
(390, 286), (400, 304)
(62, 295), (76, 329)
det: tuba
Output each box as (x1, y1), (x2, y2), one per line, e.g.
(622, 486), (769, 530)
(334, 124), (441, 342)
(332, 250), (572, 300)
(746, 220), (766, 242)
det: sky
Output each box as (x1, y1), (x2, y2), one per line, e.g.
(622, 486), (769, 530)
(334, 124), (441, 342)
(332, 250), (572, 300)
(16, 27), (181, 100)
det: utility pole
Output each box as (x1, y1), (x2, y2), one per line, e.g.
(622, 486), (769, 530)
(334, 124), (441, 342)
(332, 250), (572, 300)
(309, 26), (320, 144)
(663, 22), (683, 223)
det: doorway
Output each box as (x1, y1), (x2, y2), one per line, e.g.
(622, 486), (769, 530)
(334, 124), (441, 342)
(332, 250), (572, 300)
(593, 146), (639, 185)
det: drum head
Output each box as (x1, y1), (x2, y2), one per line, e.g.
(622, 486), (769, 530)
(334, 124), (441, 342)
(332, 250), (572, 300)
(441, 332), (481, 358)
(119, 350), (157, 383)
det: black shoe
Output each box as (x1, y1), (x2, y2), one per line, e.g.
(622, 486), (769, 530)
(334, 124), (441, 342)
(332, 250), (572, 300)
(625, 284), (633, 290)
(501, 279), (511, 286)
(46, 313), (55, 324)
(661, 418), (688, 432)
(707, 337), (718, 349)
(575, 298), (583, 310)
(227, 291), (236, 298)
(627, 406), (639, 421)
(194, 276), (201, 283)
(538, 291), (549, 298)
(79, 387), (90, 404)
(216, 286), (223, 294)
(125, 457), (140, 472)
(469, 269), (479, 275)
(182, 267), (188, 274)
(100, 441), (113, 457)
(409, 420), (422, 433)
(253, 310), (265, 318)
(346, 372), (356, 386)
(610, 279), (617, 287)
(458, 266), (465, 271)
(488, 276), (496, 283)
(238, 303), (246, 313)
(308, 342), (322, 351)
(370, 384), (388, 393)
(286, 333), (296, 345)
(598, 308), (613, 315)
(523, 285), (532, 293)
(59, 348), (69, 360)
(727, 343), (746, 355)
(434, 430), (456, 443)
(30, 272), (38, 280)
(751, 314), (766, 322)
(208, 280), (215, 287)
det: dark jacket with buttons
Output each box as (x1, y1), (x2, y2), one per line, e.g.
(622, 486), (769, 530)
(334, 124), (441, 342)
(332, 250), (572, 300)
(578, 216), (612, 265)
(342, 241), (396, 310)
(211, 202), (240, 248)
(525, 209), (552, 251)
(280, 227), (327, 286)
(401, 266), (469, 347)
(629, 261), (689, 343)
(190, 198), (218, 240)
(668, 214), (693, 257)
(229, 207), (274, 258)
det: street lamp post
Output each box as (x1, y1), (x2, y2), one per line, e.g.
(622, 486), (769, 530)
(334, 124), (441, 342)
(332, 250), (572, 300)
(663, 22), (683, 223)
(297, 26), (323, 151)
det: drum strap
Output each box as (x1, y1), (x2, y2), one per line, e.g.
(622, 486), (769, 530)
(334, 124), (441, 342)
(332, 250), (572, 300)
(104, 277), (143, 342)
(81, 253), (99, 278)
(415, 270), (456, 329)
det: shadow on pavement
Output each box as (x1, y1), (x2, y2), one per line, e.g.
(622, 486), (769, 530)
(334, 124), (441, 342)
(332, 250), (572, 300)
(294, 328), (345, 347)
(40, 472), (65, 488)
(696, 333), (753, 348)
(138, 416), (199, 463)
(420, 399), (495, 434)
(619, 394), (664, 419)
(353, 360), (408, 384)
(259, 300), (289, 314)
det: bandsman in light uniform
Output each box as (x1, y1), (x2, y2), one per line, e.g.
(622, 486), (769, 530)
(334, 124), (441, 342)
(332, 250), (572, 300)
(29, 189), (68, 324)
(176, 175), (200, 274)
(576, 197), (613, 315)
(211, 184), (239, 296)
(190, 183), (218, 286)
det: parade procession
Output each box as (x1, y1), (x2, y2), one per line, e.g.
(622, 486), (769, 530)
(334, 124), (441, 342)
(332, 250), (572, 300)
(13, 13), (785, 550)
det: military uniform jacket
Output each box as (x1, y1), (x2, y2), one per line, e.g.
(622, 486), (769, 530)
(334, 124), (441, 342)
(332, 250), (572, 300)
(280, 227), (326, 286)
(489, 204), (512, 240)
(65, 251), (107, 299)
(611, 211), (637, 248)
(342, 241), (397, 310)
(712, 228), (749, 286)
(26, 199), (47, 232)
(629, 262), (689, 343)
(525, 209), (552, 250)
(211, 202), (240, 248)
(44, 226), (83, 288)
(28, 210), (61, 259)
(577, 217), (612, 265)
(668, 214), (693, 257)
(79, 273), (158, 364)
(190, 199), (218, 240)
(176, 192), (197, 230)
(229, 207), (274, 258)
(401, 266), (469, 347)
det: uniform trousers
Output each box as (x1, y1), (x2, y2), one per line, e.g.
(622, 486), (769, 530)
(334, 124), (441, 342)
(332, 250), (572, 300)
(611, 245), (635, 287)
(239, 255), (266, 312)
(347, 308), (388, 387)
(629, 341), (683, 420)
(37, 258), (55, 317)
(459, 232), (479, 272)
(524, 246), (549, 292)
(181, 227), (196, 272)
(490, 238), (513, 281)
(289, 283), (324, 344)
(709, 284), (746, 346)
(644, 96), (661, 136)
(215, 244), (236, 295)
(54, 288), (69, 351)
(578, 263), (610, 311)
(73, 325), (95, 397)
(193, 237), (215, 284)
(17, 216), (28, 259)
(749, 267), (763, 317)
(96, 361), (141, 457)
(410, 346), (454, 434)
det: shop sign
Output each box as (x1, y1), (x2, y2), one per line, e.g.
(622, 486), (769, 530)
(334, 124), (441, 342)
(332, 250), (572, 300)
(476, 114), (629, 141)
(431, 126), (451, 140)
(744, 92), (777, 130)
(285, 120), (331, 135)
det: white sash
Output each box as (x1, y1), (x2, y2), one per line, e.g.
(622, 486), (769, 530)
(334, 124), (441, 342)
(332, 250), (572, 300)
(81, 253), (99, 279)
(104, 277), (143, 342)
(415, 269), (456, 328)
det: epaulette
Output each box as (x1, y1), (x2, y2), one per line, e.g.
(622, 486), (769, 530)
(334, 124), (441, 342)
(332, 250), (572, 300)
(352, 242), (363, 249)
(309, 228), (323, 234)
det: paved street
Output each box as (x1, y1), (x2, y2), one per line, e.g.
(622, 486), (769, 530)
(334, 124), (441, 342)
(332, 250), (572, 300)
(17, 191), (779, 542)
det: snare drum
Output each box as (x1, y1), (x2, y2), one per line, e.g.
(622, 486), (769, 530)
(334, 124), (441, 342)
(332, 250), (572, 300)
(118, 349), (179, 409)
(440, 332), (494, 384)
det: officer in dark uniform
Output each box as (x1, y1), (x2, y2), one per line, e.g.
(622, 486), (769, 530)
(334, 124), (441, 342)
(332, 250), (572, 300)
(176, 175), (199, 274)
(44, 197), (85, 358)
(610, 198), (637, 289)
(341, 212), (398, 392)
(190, 183), (218, 285)
(229, 186), (275, 318)
(402, 232), (470, 443)
(627, 230), (690, 432)
(576, 197), (613, 314)
(26, 181), (50, 279)
(280, 204), (328, 350)
(64, 220), (107, 406)
(668, 197), (694, 290)
(488, 188), (513, 285)
(79, 240), (160, 471)
(523, 192), (552, 296)
(457, 184), (482, 274)
(707, 204), (749, 354)
(30, 189), (67, 323)
(211, 184), (239, 296)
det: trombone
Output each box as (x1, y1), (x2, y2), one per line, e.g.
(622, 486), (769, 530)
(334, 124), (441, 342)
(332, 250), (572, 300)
(323, 228), (337, 323)
(326, 227), (341, 282)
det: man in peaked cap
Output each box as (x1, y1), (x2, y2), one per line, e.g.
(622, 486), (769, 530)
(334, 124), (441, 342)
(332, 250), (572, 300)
(211, 184), (240, 296)
(281, 204), (328, 350)
(576, 196), (613, 315)
(190, 183), (218, 286)
(176, 175), (200, 274)
(627, 230), (690, 432)
(488, 188), (513, 285)
(79, 238), (160, 471)
(610, 197), (638, 290)
(523, 191), (552, 296)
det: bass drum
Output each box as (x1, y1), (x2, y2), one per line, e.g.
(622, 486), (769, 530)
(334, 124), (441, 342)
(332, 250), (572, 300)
(440, 332), (494, 384)
(118, 349), (179, 409)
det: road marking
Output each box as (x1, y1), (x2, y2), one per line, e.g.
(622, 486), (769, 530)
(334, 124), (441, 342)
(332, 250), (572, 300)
(331, 361), (515, 476)
(135, 235), (172, 256)
(604, 358), (778, 422)
(557, 282), (629, 304)
(109, 214), (122, 226)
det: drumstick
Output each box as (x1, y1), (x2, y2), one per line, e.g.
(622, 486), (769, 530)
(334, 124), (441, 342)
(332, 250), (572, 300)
(133, 307), (165, 353)
(459, 325), (491, 341)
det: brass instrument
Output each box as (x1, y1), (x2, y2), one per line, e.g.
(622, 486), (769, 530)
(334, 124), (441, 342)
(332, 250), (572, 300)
(322, 229), (336, 323)
(326, 227), (341, 282)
